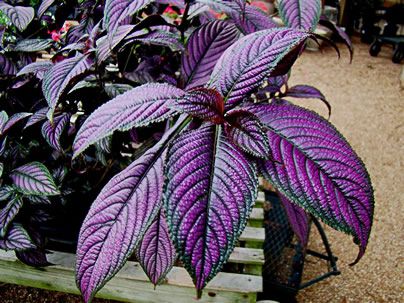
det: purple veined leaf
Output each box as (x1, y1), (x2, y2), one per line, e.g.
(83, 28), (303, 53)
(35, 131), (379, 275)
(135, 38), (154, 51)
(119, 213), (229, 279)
(0, 186), (15, 202)
(0, 111), (8, 134)
(42, 53), (94, 121)
(0, 137), (7, 156)
(0, 3), (35, 32)
(41, 113), (71, 151)
(279, 193), (309, 247)
(181, 20), (240, 90)
(17, 61), (53, 80)
(266, 75), (289, 94)
(0, 54), (18, 76)
(209, 28), (311, 110)
(96, 25), (136, 65)
(286, 85), (331, 118)
(170, 87), (224, 124)
(0, 25), (5, 48)
(2, 112), (32, 134)
(11, 39), (53, 52)
(123, 29), (184, 52)
(88, 20), (102, 48)
(69, 79), (98, 94)
(224, 109), (270, 159)
(24, 107), (48, 129)
(196, 0), (277, 34)
(37, 0), (55, 18)
(250, 102), (374, 264)
(135, 210), (176, 286)
(66, 15), (95, 44)
(0, 223), (36, 251)
(26, 195), (51, 205)
(164, 123), (258, 294)
(73, 83), (184, 158)
(10, 162), (60, 196)
(0, 196), (23, 237)
(103, 0), (154, 43)
(16, 248), (51, 267)
(104, 83), (133, 98)
(278, 0), (322, 31)
(319, 17), (353, 62)
(75, 116), (190, 303)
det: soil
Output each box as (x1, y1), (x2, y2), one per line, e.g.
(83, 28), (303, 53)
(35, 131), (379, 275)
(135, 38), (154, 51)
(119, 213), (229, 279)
(0, 38), (403, 303)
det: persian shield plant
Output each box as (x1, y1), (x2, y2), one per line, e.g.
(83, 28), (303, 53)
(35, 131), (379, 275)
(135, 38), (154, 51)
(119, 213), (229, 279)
(0, 0), (374, 302)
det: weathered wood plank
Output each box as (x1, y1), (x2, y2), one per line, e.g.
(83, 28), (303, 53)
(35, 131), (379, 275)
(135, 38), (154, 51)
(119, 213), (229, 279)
(0, 251), (262, 303)
(254, 192), (266, 208)
(240, 227), (265, 243)
(248, 208), (264, 227)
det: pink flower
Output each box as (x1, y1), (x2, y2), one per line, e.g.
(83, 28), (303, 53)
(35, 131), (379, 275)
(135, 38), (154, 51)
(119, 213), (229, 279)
(48, 30), (61, 42)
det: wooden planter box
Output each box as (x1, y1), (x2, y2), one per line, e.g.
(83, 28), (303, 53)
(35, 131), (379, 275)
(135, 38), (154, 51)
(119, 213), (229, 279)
(0, 194), (268, 303)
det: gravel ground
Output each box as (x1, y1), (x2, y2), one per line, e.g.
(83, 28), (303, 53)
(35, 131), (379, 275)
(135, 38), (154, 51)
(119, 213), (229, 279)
(0, 38), (402, 303)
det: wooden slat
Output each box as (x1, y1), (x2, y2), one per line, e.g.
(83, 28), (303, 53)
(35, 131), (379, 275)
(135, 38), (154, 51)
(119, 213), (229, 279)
(0, 251), (262, 303)
(229, 247), (264, 266)
(255, 192), (266, 207)
(240, 227), (265, 243)
(248, 208), (264, 227)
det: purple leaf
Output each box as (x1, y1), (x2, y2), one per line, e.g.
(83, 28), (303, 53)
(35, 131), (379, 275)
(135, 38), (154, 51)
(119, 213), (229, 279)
(104, 83), (133, 98)
(26, 195), (51, 205)
(170, 87), (224, 124)
(17, 61), (53, 80)
(279, 193), (309, 247)
(286, 85), (331, 118)
(42, 53), (94, 121)
(181, 20), (240, 90)
(0, 111), (8, 134)
(0, 196), (23, 237)
(24, 107), (48, 129)
(10, 162), (60, 196)
(266, 75), (289, 94)
(251, 102), (374, 263)
(0, 223), (35, 251)
(164, 123), (258, 293)
(16, 249), (51, 267)
(124, 29), (184, 51)
(12, 39), (53, 52)
(37, 0), (55, 18)
(135, 210), (176, 286)
(197, 0), (277, 34)
(66, 15), (95, 44)
(0, 54), (18, 76)
(2, 112), (32, 134)
(319, 17), (353, 62)
(224, 109), (270, 159)
(73, 83), (184, 157)
(76, 125), (178, 302)
(0, 186), (15, 202)
(278, 0), (322, 31)
(0, 3), (34, 32)
(41, 113), (71, 151)
(210, 28), (311, 109)
(103, 0), (153, 42)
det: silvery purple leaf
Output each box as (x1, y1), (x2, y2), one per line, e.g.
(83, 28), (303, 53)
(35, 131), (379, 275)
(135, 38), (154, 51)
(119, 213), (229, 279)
(164, 123), (258, 293)
(286, 85), (331, 118)
(0, 196), (23, 237)
(2, 112), (32, 134)
(170, 88), (224, 124)
(76, 128), (174, 303)
(41, 113), (71, 151)
(124, 30), (184, 51)
(197, 0), (277, 34)
(319, 17), (353, 62)
(224, 109), (270, 159)
(0, 111), (8, 134)
(135, 210), (176, 286)
(37, 0), (55, 18)
(0, 54), (18, 76)
(10, 162), (60, 196)
(279, 193), (309, 247)
(0, 137), (6, 156)
(266, 75), (289, 94)
(67, 15), (95, 44)
(104, 83), (133, 98)
(42, 53), (94, 121)
(0, 223), (35, 251)
(26, 195), (51, 205)
(278, 0), (321, 31)
(181, 20), (240, 90)
(103, 0), (153, 43)
(0, 186), (14, 202)
(17, 61), (53, 80)
(24, 107), (48, 129)
(210, 28), (311, 109)
(0, 3), (34, 32)
(73, 83), (184, 157)
(11, 39), (53, 52)
(251, 102), (374, 263)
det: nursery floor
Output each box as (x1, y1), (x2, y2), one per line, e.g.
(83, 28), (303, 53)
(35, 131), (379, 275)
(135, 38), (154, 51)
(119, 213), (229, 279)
(1, 39), (403, 303)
